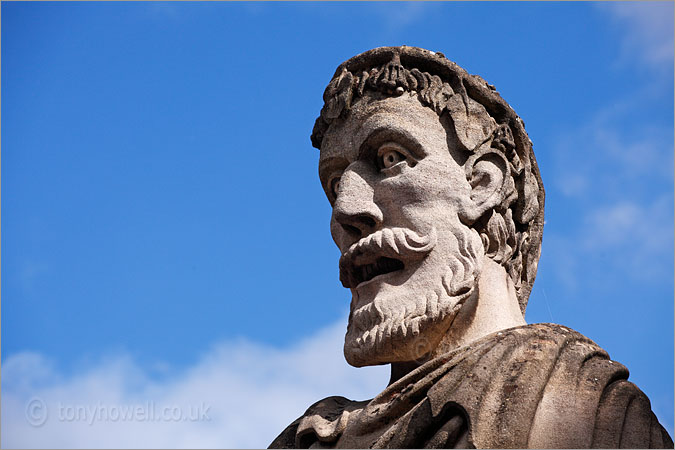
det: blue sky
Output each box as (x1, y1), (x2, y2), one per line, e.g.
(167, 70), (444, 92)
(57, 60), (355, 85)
(2, 2), (673, 448)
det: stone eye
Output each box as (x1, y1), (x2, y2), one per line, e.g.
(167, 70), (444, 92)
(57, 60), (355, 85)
(378, 144), (407, 170)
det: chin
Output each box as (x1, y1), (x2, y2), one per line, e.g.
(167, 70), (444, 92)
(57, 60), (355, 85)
(342, 222), (484, 367)
(343, 281), (472, 367)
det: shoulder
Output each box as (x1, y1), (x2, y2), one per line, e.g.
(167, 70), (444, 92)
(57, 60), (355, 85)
(593, 378), (673, 448)
(426, 323), (612, 447)
(268, 396), (353, 449)
(513, 323), (672, 448)
(428, 323), (671, 448)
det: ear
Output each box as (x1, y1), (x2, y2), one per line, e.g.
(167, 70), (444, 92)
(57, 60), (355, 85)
(460, 151), (509, 224)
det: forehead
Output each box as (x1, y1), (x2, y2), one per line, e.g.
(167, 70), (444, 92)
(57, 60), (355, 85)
(319, 94), (447, 163)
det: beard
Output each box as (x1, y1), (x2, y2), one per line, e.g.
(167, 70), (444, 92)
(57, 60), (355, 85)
(343, 221), (484, 367)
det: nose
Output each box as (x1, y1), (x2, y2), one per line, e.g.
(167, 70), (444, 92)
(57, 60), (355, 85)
(332, 168), (383, 239)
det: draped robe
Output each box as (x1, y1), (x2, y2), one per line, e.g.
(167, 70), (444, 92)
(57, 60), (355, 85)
(270, 324), (672, 449)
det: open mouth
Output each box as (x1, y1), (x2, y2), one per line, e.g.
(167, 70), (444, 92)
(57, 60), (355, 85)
(339, 227), (436, 289)
(352, 257), (404, 286)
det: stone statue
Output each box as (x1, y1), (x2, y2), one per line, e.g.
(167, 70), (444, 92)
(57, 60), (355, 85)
(269, 46), (672, 449)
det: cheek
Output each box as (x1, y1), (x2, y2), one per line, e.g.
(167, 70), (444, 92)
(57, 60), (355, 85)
(330, 215), (347, 248)
(375, 161), (469, 211)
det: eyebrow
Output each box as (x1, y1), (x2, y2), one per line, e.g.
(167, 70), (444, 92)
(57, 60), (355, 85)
(317, 121), (427, 182)
(318, 155), (348, 184)
(357, 125), (425, 160)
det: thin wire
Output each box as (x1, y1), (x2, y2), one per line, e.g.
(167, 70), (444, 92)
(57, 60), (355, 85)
(541, 287), (554, 323)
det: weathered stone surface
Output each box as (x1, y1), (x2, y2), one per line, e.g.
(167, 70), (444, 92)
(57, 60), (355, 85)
(269, 46), (672, 449)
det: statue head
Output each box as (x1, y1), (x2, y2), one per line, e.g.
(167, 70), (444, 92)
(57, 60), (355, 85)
(312, 46), (545, 368)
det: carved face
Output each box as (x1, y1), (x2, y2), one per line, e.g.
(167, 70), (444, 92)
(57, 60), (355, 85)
(319, 93), (485, 367)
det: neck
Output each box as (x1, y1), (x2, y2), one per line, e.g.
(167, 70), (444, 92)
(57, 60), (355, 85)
(389, 256), (526, 385)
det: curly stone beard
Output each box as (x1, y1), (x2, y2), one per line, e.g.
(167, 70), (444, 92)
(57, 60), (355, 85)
(344, 222), (484, 367)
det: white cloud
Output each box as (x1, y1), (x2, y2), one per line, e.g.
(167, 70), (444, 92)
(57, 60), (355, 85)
(598, 2), (674, 68)
(582, 195), (673, 281)
(372, 2), (438, 30)
(1, 317), (389, 449)
(552, 105), (672, 201)
(586, 201), (643, 246)
(144, 2), (181, 20)
(546, 80), (673, 285)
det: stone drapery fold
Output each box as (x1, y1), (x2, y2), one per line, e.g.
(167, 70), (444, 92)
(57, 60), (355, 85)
(269, 323), (672, 449)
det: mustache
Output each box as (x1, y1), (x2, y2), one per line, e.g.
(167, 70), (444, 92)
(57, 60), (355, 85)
(339, 227), (437, 287)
